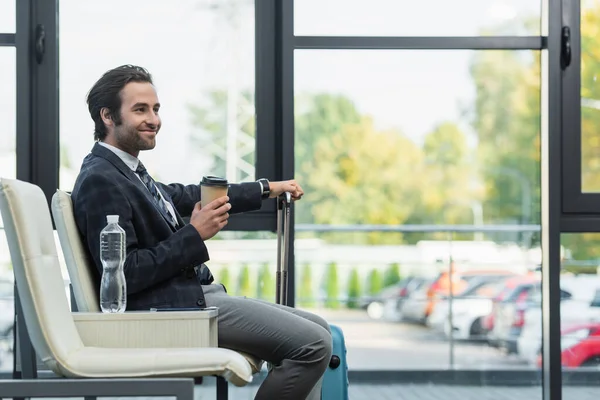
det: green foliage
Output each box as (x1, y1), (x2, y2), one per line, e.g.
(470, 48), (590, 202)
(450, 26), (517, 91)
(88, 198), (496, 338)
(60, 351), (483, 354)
(562, 4), (600, 260)
(383, 263), (401, 288)
(562, 264), (598, 275)
(183, 6), (600, 263)
(297, 264), (315, 308)
(346, 268), (361, 309)
(238, 264), (252, 298)
(469, 49), (541, 235)
(304, 116), (425, 244)
(367, 269), (383, 296)
(256, 263), (275, 302)
(294, 94), (362, 226)
(580, 1), (600, 193)
(219, 267), (232, 294)
(323, 262), (340, 309)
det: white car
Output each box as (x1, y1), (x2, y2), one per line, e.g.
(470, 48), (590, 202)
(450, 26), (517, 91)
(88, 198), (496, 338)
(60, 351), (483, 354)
(428, 278), (504, 340)
(517, 275), (600, 365)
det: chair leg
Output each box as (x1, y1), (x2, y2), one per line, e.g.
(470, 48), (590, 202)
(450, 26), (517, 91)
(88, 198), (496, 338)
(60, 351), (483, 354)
(216, 376), (228, 400)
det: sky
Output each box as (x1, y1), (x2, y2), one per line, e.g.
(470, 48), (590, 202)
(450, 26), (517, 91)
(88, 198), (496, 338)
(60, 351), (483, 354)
(0, 0), (541, 188)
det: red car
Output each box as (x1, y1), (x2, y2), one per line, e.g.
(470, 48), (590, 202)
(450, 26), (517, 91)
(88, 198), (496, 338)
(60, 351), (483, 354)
(536, 322), (600, 368)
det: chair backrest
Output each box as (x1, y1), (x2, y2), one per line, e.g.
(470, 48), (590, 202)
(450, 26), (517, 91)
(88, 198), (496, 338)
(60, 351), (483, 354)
(0, 178), (84, 375)
(51, 190), (100, 312)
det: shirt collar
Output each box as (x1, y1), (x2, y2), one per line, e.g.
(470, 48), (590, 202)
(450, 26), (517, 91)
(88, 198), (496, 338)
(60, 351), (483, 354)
(97, 141), (140, 172)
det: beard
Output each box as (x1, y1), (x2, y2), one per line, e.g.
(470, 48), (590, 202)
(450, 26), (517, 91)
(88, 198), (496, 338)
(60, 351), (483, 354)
(113, 121), (157, 153)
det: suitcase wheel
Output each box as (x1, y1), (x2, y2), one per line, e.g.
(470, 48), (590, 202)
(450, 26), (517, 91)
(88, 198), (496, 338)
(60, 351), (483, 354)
(329, 355), (341, 369)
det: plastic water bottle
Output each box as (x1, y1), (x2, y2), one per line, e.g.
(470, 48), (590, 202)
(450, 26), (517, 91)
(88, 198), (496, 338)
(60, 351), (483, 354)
(99, 215), (127, 313)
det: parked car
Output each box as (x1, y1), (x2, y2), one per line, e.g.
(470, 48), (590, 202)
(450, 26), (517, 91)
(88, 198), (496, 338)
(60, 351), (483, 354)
(488, 276), (541, 353)
(481, 274), (536, 335)
(361, 277), (427, 321)
(518, 275), (600, 365)
(534, 322), (600, 368)
(400, 278), (436, 323)
(404, 268), (516, 325)
(428, 275), (516, 340)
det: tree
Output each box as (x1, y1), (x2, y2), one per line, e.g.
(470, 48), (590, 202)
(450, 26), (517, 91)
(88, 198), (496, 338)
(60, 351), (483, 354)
(346, 268), (361, 309)
(295, 94), (362, 225)
(238, 264), (252, 297)
(218, 266), (233, 294)
(383, 263), (402, 288)
(256, 263), (275, 302)
(323, 262), (340, 309)
(562, 3), (600, 261)
(580, 1), (600, 192)
(303, 116), (426, 244)
(405, 122), (480, 242)
(468, 20), (541, 247)
(297, 263), (315, 308)
(367, 269), (383, 296)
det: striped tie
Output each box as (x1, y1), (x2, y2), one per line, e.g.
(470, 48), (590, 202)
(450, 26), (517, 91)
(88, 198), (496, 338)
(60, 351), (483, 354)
(136, 162), (178, 227)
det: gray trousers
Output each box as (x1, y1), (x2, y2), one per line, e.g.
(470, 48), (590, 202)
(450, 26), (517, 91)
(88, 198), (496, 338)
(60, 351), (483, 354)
(202, 284), (333, 400)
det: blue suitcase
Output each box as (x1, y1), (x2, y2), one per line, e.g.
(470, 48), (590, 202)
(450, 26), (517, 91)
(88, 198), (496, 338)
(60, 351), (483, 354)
(276, 194), (350, 399)
(322, 324), (349, 399)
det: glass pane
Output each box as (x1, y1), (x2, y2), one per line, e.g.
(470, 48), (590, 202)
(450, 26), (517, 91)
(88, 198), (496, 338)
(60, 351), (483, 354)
(294, 0), (540, 37)
(0, 47), (16, 372)
(294, 48), (541, 391)
(561, 234), (600, 400)
(581, 0), (600, 193)
(0, 0), (15, 33)
(59, 0), (255, 191)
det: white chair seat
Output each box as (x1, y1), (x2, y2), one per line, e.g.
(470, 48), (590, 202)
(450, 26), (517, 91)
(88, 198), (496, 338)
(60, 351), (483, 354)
(68, 346), (252, 386)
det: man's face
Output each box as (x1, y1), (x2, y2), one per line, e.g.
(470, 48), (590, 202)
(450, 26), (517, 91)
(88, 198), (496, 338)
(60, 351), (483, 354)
(105, 81), (161, 156)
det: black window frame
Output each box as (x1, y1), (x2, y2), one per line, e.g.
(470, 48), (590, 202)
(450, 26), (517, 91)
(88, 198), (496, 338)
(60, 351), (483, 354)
(0, 1), (586, 400)
(284, 0), (564, 399)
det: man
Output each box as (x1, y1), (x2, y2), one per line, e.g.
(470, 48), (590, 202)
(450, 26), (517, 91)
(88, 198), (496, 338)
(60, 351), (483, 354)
(71, 64), (332, 400)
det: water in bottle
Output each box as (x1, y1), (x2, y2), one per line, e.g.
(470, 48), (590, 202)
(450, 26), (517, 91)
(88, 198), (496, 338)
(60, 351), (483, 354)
(100, 215), (127, 313)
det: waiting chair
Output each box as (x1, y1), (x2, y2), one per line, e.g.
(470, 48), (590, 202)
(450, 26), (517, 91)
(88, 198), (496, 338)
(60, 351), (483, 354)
(50, 189), (264, 375)
(0, 178), (253, 387)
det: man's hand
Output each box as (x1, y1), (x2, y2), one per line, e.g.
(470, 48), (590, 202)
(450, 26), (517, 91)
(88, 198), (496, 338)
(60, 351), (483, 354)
(190, 196), (231, 240)
(268, 180), (304, 201)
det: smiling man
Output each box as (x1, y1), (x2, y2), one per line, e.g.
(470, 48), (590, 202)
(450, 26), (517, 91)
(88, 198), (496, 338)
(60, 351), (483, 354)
(70, 65), (331, 400)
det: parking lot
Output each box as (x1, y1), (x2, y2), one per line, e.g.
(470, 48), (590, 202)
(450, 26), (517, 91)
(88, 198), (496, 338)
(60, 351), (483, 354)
(310, 308), (527, 370)
(0, 308), (525, 373)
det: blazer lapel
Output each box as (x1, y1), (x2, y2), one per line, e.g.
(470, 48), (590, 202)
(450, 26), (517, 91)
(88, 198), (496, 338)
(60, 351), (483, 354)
(91, 143), (178, 231)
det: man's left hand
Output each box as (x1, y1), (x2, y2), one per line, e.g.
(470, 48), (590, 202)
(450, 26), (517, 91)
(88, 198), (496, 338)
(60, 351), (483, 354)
(269, 180), (304, 201)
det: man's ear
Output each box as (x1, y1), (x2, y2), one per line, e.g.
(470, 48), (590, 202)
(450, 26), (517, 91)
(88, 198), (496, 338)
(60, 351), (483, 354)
(100, 107), (113, 127)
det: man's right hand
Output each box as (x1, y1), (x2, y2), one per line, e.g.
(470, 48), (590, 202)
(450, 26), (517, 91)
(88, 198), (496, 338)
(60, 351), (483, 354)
(190, 196), (231, 240)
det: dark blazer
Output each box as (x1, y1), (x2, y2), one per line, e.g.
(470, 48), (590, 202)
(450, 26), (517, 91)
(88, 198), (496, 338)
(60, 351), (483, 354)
(71, 143), (262, 310)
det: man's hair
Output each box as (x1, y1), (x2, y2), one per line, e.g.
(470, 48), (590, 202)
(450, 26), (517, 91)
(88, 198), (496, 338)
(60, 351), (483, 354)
(86, 64), (153, 141)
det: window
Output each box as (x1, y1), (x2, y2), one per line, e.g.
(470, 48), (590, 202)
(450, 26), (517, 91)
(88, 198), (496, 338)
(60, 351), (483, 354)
(560, 234), (600, 399)
(562, 0), (600, 212)
(293, 50), (542, 375)
(59, 0), (256, 191)
(0, 46), (16, 372)
(294, 0), (540, 37)
(0, 0), (15, 32)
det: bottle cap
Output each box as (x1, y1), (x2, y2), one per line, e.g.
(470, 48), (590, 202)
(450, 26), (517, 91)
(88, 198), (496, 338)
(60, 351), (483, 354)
(106, 215), (119, 224)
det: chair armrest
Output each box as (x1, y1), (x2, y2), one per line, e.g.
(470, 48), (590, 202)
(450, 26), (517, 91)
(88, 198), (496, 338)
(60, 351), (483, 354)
(72, 308), (218, 348)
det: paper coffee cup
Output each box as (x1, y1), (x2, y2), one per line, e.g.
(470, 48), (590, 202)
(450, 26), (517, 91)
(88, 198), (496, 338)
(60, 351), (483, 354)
(200, 176), (228, 208)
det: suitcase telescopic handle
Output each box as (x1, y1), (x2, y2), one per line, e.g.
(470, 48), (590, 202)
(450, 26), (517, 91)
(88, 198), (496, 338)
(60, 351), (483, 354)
(276, 192), (292, 305)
